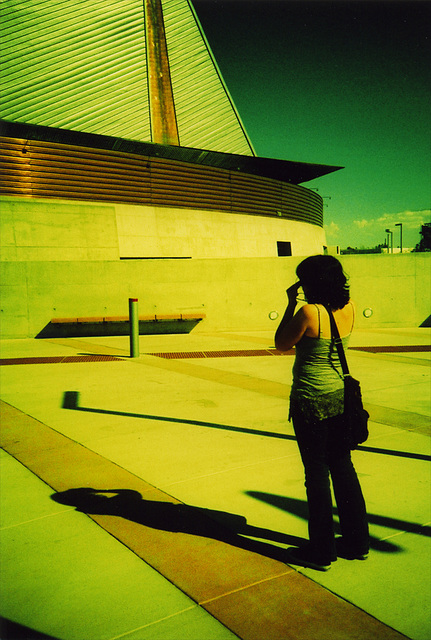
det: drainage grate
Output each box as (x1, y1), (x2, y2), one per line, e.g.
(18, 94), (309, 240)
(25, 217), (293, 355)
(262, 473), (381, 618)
(0, 355), (123, 365)
(59, 355), (123, 363)
(148, 345), (430, 359)
(149, 348), (292, 359)
(2, 345), (428, 366)
(350, 345), (431, 353)
(0, 357), (65, 365)
(150, 351), (207, 359)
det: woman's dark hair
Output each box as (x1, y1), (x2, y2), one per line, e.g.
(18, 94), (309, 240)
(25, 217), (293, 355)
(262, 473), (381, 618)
(296, 255), (350, 309)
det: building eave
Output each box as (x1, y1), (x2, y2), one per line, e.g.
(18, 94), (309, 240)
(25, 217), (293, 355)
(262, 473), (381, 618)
(0, 120), (343, 185)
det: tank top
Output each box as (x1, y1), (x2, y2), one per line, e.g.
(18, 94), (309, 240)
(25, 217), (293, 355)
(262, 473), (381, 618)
(289, 304), (352, 422)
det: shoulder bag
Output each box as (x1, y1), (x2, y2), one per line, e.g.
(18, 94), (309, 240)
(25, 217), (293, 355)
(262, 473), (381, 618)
(326, 305), (369, 450)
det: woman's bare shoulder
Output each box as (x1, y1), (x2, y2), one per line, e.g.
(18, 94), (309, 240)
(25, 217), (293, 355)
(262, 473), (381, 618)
(298, 304), (321, 337)
(298, 304), (319, 318)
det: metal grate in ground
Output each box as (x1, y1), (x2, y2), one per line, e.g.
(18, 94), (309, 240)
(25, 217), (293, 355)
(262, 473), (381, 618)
(149, 349), (293, 359)
(0, 355), (123, 365)
(149, 345), (431, 359)
(350, 345), (431, 353)
(0, 345), (429, 365)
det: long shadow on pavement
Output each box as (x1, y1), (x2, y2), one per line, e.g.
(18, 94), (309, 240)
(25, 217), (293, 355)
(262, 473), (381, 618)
(51, 488), (303, 563)
(247, 492), (431, 553)
(62, 391), (431, 461)
(51, 486), (411, 560)
(0, 617), (61, 640)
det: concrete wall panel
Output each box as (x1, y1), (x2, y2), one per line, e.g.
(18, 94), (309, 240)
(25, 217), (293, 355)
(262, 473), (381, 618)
(1, 198), (120, 262)
(345, 254), (430, 328)
(0, 254), (429, 338)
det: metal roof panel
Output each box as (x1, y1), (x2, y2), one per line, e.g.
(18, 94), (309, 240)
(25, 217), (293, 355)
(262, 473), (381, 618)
(1, 0), (255, 155)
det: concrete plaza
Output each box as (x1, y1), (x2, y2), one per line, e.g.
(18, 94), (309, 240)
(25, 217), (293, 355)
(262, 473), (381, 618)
(1, 327), (430, 640)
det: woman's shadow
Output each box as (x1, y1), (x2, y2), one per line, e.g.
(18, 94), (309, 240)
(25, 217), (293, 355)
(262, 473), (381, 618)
(51, 488), (305, 562)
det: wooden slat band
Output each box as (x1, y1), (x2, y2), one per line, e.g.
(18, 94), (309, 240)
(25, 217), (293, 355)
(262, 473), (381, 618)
(0, 137), (323, 226)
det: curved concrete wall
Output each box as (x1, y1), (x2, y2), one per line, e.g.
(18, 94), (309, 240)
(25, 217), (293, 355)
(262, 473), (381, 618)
(1, 128), (327, 258)
(116, 203), (326, 259)
(0, 196), (326, 260)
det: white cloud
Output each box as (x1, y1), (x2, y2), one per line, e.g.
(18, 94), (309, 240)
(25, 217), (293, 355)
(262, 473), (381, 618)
(377, 209), (430, 229)
(353, 210), (430, 235)
(353, 219), (370, 229)
(324, 220), (340, 238)
(334, 210), (430, 249)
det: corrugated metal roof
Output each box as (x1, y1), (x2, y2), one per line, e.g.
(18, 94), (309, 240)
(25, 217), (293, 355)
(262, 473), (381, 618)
(0, 0), (255, 155)
(1, 0), (152, 140)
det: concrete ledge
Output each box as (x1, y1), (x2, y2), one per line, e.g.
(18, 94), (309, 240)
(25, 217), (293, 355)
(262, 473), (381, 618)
(51, 313), (206, 323)
(37, 314), (206, 338)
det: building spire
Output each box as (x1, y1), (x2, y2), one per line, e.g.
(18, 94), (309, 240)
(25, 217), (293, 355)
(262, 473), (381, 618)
(145, 0), (180, 145)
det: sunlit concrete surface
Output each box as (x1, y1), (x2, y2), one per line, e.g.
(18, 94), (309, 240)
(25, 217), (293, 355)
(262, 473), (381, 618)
(1, 328), (430, 640)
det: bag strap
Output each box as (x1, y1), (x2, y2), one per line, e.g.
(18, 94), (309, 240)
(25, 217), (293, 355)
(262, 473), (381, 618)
(325, 305), (350, 378)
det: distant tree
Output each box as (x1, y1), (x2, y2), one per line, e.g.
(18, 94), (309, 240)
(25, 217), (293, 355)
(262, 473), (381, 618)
(413, 223), (431, 252)
(341, 244), (386, 255)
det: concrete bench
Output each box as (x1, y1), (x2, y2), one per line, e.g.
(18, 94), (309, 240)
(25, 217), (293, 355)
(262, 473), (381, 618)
(37, 313), (206, 338)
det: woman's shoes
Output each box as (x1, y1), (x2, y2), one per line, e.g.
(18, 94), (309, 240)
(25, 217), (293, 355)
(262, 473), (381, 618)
(286, 546), (334, 572)
(286, 539), (369, 571)
(335, 537), (369, 560)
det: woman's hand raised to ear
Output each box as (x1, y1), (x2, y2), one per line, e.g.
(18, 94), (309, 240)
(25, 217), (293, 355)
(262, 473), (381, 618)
(275, 282), (309, 352)
(286, 282), (301, 302)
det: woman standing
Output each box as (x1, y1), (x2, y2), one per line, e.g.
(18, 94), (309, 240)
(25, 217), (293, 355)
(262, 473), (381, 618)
(275, 255), (369, 571)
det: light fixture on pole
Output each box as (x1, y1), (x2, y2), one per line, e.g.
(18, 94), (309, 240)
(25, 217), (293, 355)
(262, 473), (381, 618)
(384, 230), (390, 252)
(385, 228), (393, 254)
(395, 223), (403, 253)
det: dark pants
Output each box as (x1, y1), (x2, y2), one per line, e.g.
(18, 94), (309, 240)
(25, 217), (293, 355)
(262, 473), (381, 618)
(293, 412), (369, 563)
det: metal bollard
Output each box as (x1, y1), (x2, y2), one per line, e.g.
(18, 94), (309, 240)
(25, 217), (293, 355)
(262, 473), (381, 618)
(129, 298), (139, 358)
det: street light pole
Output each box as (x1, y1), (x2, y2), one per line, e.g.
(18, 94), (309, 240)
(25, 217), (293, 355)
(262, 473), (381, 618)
(395, 223), (403, 253)
(385, 228), (393, 254)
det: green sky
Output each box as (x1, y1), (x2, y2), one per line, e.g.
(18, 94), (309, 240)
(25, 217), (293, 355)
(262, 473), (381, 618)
(193, 0), (430, 250)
